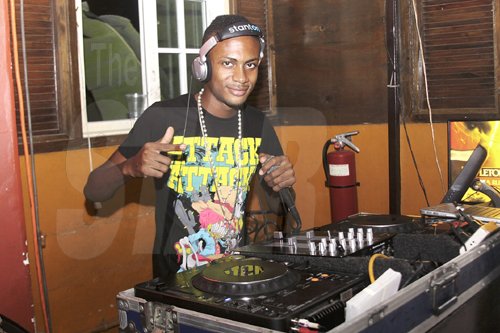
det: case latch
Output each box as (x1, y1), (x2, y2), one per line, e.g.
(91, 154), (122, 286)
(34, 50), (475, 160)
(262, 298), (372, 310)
(368, 305), (388, 325)
(430, 263), (459, 315)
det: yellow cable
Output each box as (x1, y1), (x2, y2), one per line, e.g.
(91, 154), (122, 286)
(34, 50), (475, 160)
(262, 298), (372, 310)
(368, 253), (389, 283)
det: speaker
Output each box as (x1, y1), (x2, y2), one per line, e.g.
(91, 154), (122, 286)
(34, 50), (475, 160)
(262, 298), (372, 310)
(192, 22), (266, 82)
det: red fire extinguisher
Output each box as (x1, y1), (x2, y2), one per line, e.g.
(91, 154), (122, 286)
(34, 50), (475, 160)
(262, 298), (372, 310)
(322, 131), (360, 223)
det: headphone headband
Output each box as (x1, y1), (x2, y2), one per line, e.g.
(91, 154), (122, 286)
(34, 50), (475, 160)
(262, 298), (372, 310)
(217, 23), (263, 41)
(198, 22), (264, 61)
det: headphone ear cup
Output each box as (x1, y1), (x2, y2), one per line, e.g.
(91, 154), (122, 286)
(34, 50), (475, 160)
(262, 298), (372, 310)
(192, 56), (208, 82)
(258, 37), (265, 62)
(203, 55), (211, 83)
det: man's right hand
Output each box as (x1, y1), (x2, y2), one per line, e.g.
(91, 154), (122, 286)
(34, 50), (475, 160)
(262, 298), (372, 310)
(122, 126), (186, 178)
(84, 126), (185, 202)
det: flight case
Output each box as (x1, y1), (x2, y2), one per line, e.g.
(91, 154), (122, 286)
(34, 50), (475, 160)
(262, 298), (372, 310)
(328, 224), (500, 332)
(117, 215), (500, 332)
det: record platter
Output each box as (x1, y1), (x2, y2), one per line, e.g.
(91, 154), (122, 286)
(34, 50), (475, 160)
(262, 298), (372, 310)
(134, 255), (367, 332)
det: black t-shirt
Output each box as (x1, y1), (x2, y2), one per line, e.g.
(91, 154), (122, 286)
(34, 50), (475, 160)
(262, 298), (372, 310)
(119, 94), (283, 277)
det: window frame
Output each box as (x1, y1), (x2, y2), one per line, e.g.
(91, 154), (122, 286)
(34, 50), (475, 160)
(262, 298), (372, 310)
(76, 0), (229, 138)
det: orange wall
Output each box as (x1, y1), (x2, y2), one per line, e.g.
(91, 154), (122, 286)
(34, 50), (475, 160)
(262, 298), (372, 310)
(276, 122), (448, 228)
(22, 122), (448, 332)
(275, 124), (390, 229)
(400, 123), (449, 213)
(21, 148), (156, 332)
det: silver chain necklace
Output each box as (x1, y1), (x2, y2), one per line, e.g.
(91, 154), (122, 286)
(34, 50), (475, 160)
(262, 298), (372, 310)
(197, 88), (243, 248)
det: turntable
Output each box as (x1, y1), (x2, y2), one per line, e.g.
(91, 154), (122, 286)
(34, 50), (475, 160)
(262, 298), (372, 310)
(134, 255), (367, 332)
(334, 213), (422, 233)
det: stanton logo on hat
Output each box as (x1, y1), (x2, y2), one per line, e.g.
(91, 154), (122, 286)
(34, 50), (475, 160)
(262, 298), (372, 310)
(228, 23), (261, 34)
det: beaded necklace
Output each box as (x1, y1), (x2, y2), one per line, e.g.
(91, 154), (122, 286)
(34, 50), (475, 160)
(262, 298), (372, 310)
(197, 88), (243, 249)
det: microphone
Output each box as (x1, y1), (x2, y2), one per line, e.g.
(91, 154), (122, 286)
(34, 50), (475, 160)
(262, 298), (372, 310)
(263, 158), (302, 234)
(278, 186), (302, 234)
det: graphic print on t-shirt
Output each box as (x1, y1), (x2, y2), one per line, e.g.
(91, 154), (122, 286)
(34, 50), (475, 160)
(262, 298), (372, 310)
(167, 135), (261, 271)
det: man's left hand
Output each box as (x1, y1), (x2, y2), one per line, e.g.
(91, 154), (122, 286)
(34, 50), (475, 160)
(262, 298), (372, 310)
(258, 153), (296, 192)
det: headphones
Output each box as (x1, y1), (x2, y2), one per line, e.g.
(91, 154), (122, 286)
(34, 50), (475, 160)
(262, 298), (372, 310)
(191, 22), (265, 83)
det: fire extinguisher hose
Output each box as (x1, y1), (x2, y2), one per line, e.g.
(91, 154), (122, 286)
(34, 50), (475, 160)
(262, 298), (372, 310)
(322, 140), (334, 187)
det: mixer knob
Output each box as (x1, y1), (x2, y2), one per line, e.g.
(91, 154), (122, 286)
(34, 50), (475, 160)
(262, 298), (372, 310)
(340, 238), (347, 252)
(287, 236), (297, 247)
(338, 232), (345, 240)
(357, 229), (364, 243)
(328, 241), (337, 255)
(318, 241), (326, 255)
(273, 231), (284, 240)
(305, 230), (315, 239)
(308, 240), (316, 254)
(321, 237), (328, 248)
(367, 228), (374, 244)
(349, 238), (357, 252)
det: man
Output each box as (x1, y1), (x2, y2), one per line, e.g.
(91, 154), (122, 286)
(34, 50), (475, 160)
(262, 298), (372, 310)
(84, 15), (296, 277)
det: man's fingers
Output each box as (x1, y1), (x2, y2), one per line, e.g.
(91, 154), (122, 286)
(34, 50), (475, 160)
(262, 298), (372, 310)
(158, 126), (175, 144)
(266, 168), (294, 189)
(150, 126), (185, 153)
(258, 153), (277, 176)
(148, 160), (171, 177)
(140, 154), (173, 178)
(130, 127), (186, 178)
(257, 154), (295, 191)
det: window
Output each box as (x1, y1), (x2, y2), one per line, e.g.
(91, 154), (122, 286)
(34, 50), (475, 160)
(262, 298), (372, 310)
(401, 0), (500, 120)
(76, 0), (228, 138)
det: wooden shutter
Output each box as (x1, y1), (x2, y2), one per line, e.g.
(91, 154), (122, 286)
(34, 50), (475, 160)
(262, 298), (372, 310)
(405, 0), (499, 119)
(10, 0), (91, 154)
(12, 0), (59, 136)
